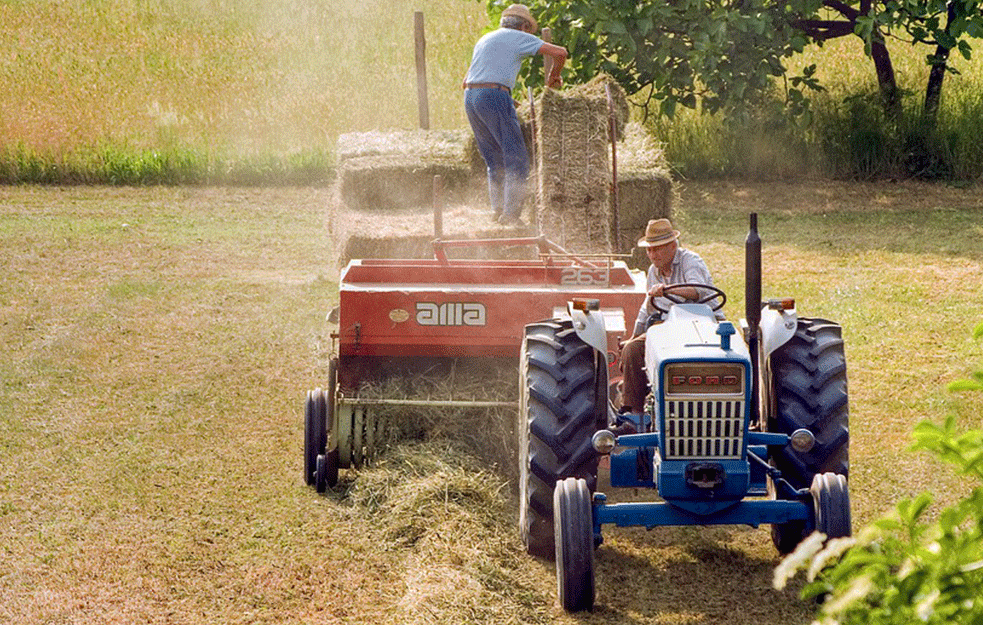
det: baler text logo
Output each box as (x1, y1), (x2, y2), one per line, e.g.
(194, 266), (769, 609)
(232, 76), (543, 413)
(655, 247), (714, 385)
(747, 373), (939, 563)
(416, 302), (487, 326)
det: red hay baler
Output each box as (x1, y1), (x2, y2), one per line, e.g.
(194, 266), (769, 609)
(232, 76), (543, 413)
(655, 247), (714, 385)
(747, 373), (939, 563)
(303, 235), (647, 491)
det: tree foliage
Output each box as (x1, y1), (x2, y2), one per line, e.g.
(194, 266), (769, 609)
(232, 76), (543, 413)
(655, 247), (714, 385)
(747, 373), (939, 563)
(776, 323), (983, 624)
(482, 0), (983, 125)
(485, 0), (824, 118)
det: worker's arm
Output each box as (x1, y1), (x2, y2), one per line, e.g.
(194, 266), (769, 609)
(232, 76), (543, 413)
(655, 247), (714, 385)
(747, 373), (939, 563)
(648, 283), (701, 301)
(538, 42), (567, 88)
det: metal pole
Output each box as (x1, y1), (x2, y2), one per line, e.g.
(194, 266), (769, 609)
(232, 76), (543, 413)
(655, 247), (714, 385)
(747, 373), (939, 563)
(414, 11), (430, 130)
(433, 174), (443, 238)
(528, 86), (540, 232)
(606, 83), (620, 253)
(745, 213), (762, 426)
(541, 27), (553, 85)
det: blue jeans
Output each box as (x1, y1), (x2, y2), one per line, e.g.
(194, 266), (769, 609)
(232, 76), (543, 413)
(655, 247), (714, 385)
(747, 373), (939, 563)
(464, 88), (529, 219)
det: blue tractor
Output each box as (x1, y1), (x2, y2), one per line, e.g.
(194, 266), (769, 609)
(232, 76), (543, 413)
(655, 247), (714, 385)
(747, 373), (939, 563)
(517, 214), (851, 612)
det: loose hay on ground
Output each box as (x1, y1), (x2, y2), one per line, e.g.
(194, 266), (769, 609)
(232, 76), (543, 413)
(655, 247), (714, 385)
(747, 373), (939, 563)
(345, 441), (553, 624)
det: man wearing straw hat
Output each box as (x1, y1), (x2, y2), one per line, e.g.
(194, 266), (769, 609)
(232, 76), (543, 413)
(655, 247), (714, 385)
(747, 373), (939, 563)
(463, 3), (567, 227)
(620, 218), (719, 415)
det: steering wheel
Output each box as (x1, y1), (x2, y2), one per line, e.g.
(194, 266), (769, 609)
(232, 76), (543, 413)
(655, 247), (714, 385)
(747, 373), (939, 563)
(649, 283), (727, 314)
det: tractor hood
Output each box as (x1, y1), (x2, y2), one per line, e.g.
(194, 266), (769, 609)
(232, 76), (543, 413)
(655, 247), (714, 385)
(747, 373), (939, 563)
(644, 304), (751, 380)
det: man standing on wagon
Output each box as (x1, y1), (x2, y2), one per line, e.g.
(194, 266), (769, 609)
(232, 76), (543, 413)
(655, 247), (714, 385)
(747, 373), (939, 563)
(463, 4), (567, 227)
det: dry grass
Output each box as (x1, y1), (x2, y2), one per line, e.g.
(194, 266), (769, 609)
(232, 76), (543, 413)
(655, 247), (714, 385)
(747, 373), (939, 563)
(1, 183), (982, 624)
(0, 0), (488, 160)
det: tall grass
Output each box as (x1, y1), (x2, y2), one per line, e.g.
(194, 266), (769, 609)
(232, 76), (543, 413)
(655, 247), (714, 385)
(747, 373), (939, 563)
(1, 1), (980, 183)
(652, 35), (983, 180)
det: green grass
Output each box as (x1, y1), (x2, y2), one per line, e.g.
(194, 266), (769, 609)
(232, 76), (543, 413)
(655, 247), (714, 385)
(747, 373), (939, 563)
(2, 183), (982, 623)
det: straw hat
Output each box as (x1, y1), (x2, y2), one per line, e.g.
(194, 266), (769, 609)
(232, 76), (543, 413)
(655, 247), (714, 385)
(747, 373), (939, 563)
(637, 218), (680, 248)
(501, 4), (537, 31)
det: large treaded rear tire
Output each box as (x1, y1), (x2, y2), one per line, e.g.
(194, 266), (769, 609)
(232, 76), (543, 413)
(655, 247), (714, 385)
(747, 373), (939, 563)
(519, 318), (603, 559)
(768, 317), (850, 554)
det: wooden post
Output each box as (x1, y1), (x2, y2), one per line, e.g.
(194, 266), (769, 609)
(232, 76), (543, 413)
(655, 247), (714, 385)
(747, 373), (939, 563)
(433, 175), (443, 238)
(414, 11), (430, 130)
(541, 27), (553, 86)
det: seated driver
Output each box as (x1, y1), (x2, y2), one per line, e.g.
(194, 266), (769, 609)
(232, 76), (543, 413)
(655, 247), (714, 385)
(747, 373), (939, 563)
(620, 218), (719, 415)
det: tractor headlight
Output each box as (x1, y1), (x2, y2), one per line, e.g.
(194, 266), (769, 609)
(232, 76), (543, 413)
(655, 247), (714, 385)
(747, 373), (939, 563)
(592, 430), (617, 455)
(790, 428), (816, 453)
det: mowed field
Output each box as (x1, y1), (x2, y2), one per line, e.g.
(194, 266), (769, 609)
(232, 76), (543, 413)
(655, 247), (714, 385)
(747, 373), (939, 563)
(2, 182), (982, 624)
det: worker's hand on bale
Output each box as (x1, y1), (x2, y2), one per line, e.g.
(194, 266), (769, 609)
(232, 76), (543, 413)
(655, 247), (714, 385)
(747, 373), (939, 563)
(547, 76), (562, 89)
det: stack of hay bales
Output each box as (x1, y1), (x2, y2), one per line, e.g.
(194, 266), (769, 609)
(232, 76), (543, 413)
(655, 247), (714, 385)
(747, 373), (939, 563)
(330, 75), (673, 268)
(533, 74), (672, 259)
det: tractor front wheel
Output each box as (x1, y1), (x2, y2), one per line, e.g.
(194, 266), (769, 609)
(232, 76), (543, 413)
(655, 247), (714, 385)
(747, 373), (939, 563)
(555, 477), (596, 612)
(768, 317), (849, 554)
(519, 318), (603, 559)
(811, 472), (852, 540)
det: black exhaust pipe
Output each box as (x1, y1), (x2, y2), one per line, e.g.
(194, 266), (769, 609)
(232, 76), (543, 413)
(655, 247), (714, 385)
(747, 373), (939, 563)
(745, 213), (761, 334)
(745, 213), (761, 425)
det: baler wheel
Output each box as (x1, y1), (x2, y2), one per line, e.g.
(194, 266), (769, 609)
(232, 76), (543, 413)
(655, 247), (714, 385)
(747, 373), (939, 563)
(303, 388), (327, 486)
(315, 449), (338, 493)
(352, 405), (365, 469)
(519, 318), (603, 559)
(554, 477), (596, 612)
(768, 317), (849, 554)
(811, 472), (852, 541)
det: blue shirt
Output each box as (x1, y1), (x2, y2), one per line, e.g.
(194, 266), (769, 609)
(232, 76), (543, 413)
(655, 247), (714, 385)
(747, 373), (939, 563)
(464, 28), (544, 89)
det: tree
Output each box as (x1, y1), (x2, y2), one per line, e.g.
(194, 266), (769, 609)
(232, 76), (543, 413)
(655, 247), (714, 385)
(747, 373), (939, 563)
(486, 0), (823, 119)
(483, 0), (983, 129)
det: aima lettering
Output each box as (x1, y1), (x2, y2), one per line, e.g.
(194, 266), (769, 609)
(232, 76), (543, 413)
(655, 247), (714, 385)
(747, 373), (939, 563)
(416, 302), (486, 326)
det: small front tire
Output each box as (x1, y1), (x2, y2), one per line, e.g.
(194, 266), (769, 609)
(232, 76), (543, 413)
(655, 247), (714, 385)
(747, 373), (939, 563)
(811, 472), (851, 541)
(555, 477), (595, 613)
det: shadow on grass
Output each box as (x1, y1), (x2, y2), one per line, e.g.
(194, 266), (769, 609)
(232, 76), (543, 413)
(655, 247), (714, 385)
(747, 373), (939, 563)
(575, 526), (816, 625)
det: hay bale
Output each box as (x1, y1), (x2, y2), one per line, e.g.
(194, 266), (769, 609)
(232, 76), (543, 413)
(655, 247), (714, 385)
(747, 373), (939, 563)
(337, 129), (472, 161)
(336, 130), (474, 211)
(533, 74), (631, 253)
(337, 156), (471, 212)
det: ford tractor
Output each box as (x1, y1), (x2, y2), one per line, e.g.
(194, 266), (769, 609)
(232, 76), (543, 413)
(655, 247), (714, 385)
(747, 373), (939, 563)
(517, 214), (851, 612)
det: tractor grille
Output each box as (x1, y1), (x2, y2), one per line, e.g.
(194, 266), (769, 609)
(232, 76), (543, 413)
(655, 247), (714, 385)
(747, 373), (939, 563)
(663, 400), (745, 459)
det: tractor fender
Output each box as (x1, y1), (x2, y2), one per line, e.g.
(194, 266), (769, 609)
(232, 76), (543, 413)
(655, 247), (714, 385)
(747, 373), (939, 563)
(760, 306), (798, 359)
(567, 302), (608, 355)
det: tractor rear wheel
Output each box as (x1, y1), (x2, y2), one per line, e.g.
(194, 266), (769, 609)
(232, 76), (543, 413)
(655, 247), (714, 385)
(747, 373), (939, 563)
(811, 472), (852, 540)
(519, 318), (604, 559)
(768, 317), (849, 554)
(555, 477), (595, 612)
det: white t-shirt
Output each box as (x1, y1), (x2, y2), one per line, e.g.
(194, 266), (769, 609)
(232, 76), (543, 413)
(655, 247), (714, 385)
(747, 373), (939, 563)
(633, 247), (717, 336)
